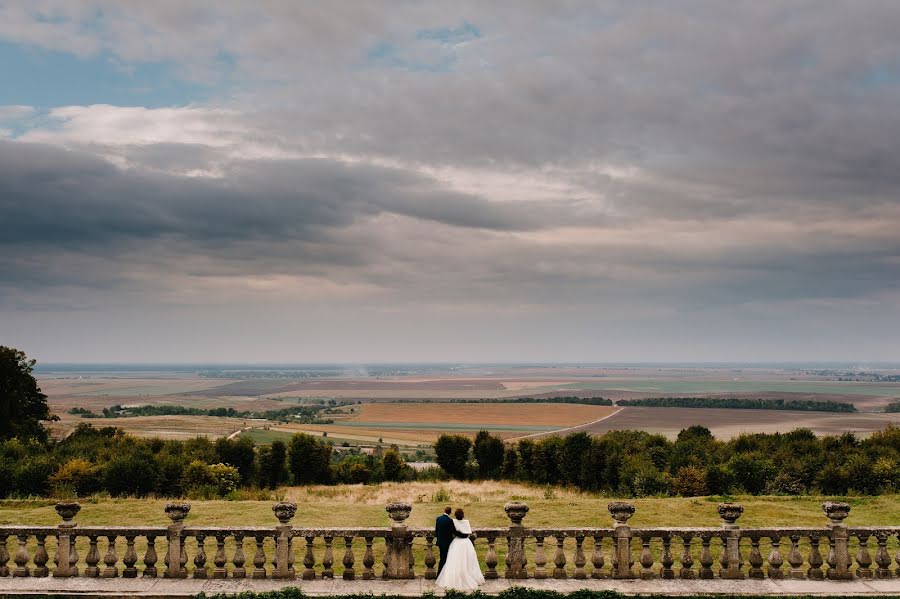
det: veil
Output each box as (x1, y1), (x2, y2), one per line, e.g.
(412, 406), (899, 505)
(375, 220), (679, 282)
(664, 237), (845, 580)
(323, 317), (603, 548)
(452, 519), (473, 535)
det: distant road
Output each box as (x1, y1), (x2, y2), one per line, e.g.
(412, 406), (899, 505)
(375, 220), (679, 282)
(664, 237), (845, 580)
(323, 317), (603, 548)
(507, 408), (623, 441)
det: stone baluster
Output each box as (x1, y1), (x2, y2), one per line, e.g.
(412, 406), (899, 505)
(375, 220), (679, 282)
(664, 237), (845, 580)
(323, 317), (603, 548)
(823, 502), (852, 580)
(608, 501), (635, 579)
(384, 502), (413, 580)
(483, 533), (497, 580)
(232, 533), (246, 579)
(896, 532), (900, 575)
(13, 534), (29, 577)
(639, 534), (654, 579)
(322, 535), (335, 578)
(855, 533), (873, 579)
(534, 535), (548, 579)
(807, 533), (824, 580)
(193, 533), (208, 579)
(787, 534), (803, 579)
(362, 535), (375, 580)
(343, 536), (356, 580)
(504, 502), (529, 579)
(101, 535), (118, 578)
(408, 537), (416, 573)
(84, 535), (101, 577)
(718, 502), (744, 579)
(425, 532), (436, 580)
(679, 534), (695, 579)
(747, 535), (764, 579)
(122, 535), (138, 578)
(144, 536), (158, 578)
(767, 535), (784, 579)
(252, 534), (267, 579)
(0, 533), (10, 577)
(699, 534), (714, 579)
(53, 501), (81, 577)
(382, 543), (389, 580)
(591, 534), (605, 579)
(302, 535), (316, 580)
(552, 533), (567, 579)
(573, 534), (587, 579)
(660, 535), (674, 579)
(31, 534), (48, 577)
(272, 501), (296, 579)
(874, 532), (892, 578)
(163, 502), (190, 578)
(212, 534), (226, 579)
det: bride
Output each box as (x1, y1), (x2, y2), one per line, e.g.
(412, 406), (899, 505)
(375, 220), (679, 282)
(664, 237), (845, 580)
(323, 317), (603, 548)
(435, 508), (485, 590)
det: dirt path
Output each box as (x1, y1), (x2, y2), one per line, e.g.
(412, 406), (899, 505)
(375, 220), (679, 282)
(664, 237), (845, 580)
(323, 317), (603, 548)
(507, 407), (623, 441)
(227, 425), (254, 440)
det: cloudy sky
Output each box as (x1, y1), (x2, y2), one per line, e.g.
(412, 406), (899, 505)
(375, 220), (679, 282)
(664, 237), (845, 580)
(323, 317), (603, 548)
(2, 1), (900, 363)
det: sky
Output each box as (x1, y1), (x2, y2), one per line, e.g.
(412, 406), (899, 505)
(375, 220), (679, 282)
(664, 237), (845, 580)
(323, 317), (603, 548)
(1, 1), (900, 363)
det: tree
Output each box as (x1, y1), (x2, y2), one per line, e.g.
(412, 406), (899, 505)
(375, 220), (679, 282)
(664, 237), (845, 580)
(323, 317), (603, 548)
(0, 347), (57, 442)
(258, 440), (288, 489)
(288, 433), (332, 484)
(434, 434), (472, 479)
(214, 436), (257, 485)
(473, 430), (505, 479)
(382, 448), (404, 481)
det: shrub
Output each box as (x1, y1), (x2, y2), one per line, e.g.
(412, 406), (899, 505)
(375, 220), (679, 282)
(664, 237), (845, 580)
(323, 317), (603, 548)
(382, 449), (404, 482)
(49, 458), (101, 497)
(671, 465), (709, 497)
(103, 449), (158, 497)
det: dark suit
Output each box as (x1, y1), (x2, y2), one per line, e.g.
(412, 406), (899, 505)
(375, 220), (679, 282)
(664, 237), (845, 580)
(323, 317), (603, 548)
(435, 513), (455, 573)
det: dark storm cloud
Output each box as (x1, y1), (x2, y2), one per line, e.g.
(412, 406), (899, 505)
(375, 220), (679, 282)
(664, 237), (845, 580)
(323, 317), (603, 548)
(0, 140), (547, 252)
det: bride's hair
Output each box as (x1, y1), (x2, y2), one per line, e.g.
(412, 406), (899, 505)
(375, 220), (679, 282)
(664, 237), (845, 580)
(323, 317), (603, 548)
(455, 508), (464, 520)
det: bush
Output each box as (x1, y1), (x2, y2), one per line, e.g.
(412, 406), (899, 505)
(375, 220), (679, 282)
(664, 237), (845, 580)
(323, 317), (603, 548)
(671, 465), (708, 497)
(104, 449), (158, 497)
(49, 458), (101, 497)
(382, 449), (404, 482)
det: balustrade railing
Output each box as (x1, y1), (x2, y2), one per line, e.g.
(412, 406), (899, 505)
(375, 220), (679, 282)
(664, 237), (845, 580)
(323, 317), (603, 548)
(1, 499), (898, 582)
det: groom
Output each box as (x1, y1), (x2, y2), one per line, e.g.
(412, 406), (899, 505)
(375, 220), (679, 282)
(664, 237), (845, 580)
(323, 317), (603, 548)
(434, 506), (455, 574)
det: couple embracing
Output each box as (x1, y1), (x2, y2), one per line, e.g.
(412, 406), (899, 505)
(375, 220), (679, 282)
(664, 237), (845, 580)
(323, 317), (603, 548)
(434, 506), (485, 590)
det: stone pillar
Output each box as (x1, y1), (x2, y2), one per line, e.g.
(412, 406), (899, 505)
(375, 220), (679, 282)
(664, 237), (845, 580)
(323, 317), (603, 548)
(718, 503), (744, 580)
(504, 501), (529, 579)
(53, 502), (81, 577)
(163, 502), (190, 579)
(608, 501), (635, 579)
(823, 501), (852, 580)
(384, 503), (413, 580)
(272, 501), (297, 579)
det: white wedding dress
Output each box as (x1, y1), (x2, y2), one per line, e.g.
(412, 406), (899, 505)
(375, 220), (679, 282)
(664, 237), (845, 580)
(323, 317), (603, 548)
(435, 519), (485, 591)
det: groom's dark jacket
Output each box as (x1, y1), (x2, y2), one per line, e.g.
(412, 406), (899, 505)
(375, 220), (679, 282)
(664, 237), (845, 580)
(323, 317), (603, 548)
(435, 513), (455, 571)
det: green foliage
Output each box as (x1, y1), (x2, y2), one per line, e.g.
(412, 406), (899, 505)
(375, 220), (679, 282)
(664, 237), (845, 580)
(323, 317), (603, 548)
(616, 396), (857, 412)
(473, 430), (505, 479)
(382, 448), (404, 481)
(104, 448), (159, 497)
(435, 434), (472, 479)
(258, 440), (288, 489)
(0, 346), (57, 442)
(287, 433), (332, 484)
(215, 436), (257, 485)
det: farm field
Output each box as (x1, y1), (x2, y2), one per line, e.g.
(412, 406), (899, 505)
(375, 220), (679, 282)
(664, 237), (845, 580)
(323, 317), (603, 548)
(50, 413), (249, 440)
(37, 363), (900, 443)
(569, 406), (900, 440)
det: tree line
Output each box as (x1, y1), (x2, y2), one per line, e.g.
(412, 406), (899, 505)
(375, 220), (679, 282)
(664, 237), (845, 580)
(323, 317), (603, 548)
(435, 426), (900, 496)
(615, 397), (857, 412)
(67, 404), (337, 424)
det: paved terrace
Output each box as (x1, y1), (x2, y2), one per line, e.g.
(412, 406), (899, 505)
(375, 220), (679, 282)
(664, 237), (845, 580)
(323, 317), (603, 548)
(1, 500), (899, 596)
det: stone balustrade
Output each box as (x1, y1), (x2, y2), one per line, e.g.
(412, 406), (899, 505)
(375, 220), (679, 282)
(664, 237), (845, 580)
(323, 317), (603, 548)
(1, 500), (898, 584)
